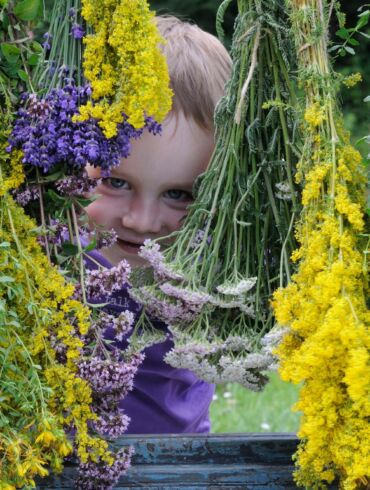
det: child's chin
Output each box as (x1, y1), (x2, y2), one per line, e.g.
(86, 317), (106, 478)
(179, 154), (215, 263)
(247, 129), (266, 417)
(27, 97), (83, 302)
(101, 244), (146, 268)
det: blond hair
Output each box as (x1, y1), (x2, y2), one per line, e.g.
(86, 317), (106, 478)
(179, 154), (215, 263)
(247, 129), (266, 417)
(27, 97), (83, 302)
(155, 16), (232, 130)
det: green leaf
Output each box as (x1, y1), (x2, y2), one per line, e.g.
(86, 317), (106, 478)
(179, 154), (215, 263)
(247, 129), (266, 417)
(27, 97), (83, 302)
(46, 189), (66, 204)
(17, 69), (29, 81)
(14, 0), (41, 21)
(336, 27), (349, 40)
(0, 0), (9, 7)
(344, 46), (355, 55)
(1, 43), (21, 64)
(328, 44), (342, 52)
(359, 31), (370, 39)
(83, 238), (97, 252)
(31, 41), (43, 53)
(0, 10), (9, 24)
(356, 13), (369, 29)
(61, 242), (79, 256)
(27, 53), (39, 66)
(347, 38), (360, 46)
(76, 197), (95, 207)
(0, 242), (10, 248)
(0, 276), (15, 283)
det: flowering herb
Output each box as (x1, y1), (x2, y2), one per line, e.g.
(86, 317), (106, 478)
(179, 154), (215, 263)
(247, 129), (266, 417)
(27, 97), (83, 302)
(75, 0), (173, 137)
(0, 108), (115, 488)
(272, 1), (370, 489)
(0, 0), (170, 487)
(130, 0), (299, 390)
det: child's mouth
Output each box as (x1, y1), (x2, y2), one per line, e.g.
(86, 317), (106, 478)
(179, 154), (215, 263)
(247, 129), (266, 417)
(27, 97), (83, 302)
(116, 238), (143, 255)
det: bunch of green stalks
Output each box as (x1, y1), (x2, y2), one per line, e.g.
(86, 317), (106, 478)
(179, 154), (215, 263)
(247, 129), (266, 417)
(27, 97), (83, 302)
(32, 0), (84, 90)
(131, 0), (300, 390)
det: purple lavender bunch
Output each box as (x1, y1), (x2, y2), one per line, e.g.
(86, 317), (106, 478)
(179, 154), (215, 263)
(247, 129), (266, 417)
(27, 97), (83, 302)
(76, 446), (133, 490)
(7, 84), (161, 175)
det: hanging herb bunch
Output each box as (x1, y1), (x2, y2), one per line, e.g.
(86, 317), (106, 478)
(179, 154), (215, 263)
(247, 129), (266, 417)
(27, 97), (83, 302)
(1, 0), (172, 488)
(130, 0), (299, 391)
(272, 1), (369, 489)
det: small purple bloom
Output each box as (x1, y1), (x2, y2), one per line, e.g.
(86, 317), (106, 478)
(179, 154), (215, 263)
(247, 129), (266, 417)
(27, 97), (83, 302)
(42, 32), (52, 50)
(71, 23), (84, 39)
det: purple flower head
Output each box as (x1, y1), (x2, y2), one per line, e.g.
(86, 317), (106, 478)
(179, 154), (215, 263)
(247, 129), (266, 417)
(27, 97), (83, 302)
(68, 7), (77, 17)
(78, 353), (143, 398)
(12, 185), (39, 206)
(71, 23), (84, 39)
(97, 310), (134, 341)
(85, 260), (131, 298)
(93, 409), (130, 438)
(95, 228), (118, 250)
(37, 219), (70, 248)
(138, 239), (184, 281)
(56, 172), (101, 196)
(76, 447), (133, 490)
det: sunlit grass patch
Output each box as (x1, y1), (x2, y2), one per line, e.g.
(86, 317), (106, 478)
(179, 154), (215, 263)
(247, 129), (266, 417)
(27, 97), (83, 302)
(210, 372), (301, 433)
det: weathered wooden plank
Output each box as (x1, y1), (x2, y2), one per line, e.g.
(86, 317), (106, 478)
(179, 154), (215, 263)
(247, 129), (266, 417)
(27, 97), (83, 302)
(113, 433), (299, 465)
(36, 433), (338, 489)
(38, 465), (297, 489)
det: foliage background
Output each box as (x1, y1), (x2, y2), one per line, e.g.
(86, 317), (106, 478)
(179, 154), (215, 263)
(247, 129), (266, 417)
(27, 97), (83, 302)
(150, 0), (370, 149)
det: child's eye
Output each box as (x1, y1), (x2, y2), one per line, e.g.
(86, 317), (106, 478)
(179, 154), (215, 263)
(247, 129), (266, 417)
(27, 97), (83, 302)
(103, 178), (130, 190)
(163, 189), (193, 201)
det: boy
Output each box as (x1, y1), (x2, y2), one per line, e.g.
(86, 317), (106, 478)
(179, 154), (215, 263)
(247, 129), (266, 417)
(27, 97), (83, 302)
(85, 16), (232, 433)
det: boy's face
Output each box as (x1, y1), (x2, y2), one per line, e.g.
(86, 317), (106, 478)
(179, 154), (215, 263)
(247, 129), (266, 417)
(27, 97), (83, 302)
(85, 112), (214, 267)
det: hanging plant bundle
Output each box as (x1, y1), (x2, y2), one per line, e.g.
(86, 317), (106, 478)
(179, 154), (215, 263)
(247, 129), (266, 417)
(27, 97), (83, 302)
(74, 0), (173, 137)
(0, 108), (125, 488)
(130, 0), (299, 391)
(0, 0), (172, 487)
(272, 1), (369, 489)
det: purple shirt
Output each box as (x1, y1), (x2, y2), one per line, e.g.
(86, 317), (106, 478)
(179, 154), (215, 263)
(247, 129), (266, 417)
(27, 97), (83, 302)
(85, 249), (214, 434)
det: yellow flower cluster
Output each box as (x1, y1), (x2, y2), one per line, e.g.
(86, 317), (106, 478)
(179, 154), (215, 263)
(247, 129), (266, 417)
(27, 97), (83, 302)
(273, 3), (369, 487)
(272, 85), (369, 490)
(273, 137), (369, 489)
(304, 102), (326, 128)
(342, 72), (362, 88)
(0, 145), (112, 487)
(76, 0), (172, 137)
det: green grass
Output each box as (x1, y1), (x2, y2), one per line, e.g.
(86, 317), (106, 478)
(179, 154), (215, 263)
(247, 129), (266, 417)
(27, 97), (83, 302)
(210, 372), (301, 433)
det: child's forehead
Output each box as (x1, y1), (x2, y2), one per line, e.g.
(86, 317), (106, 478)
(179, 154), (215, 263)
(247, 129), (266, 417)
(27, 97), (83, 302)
(110, 114), (215, 187)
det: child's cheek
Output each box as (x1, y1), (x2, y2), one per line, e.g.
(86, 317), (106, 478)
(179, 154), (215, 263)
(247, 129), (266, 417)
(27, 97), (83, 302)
(85, 197), (108, 227)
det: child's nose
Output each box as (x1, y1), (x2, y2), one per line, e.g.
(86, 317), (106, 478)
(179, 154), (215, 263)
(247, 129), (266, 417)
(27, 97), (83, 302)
(121, 197), (162, 235)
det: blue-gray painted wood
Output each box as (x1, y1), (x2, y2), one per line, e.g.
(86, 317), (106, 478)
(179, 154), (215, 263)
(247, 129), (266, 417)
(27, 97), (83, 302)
(36, 433), (338, 489)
